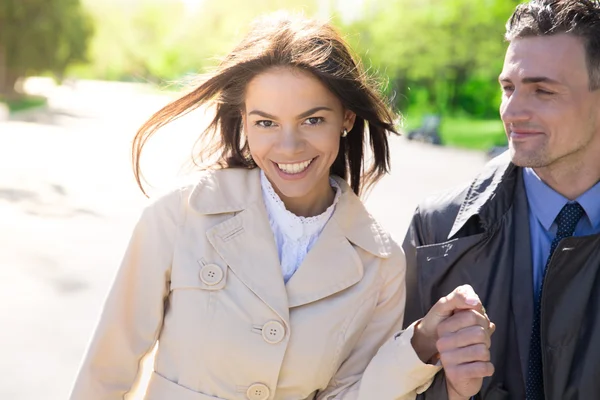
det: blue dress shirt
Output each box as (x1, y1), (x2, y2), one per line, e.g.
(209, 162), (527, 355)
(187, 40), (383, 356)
(523, 168), (600, 301)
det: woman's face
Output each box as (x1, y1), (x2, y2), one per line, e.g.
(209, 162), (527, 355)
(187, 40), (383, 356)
(243, 67), (355, 215)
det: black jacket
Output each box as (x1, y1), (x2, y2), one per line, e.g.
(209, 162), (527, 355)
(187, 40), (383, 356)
(402, 154), (600, 400)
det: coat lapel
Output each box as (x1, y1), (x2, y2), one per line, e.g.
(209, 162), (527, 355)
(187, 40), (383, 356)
(286, 179), (391, 308)
(510, 170), (534, 383)
(206, 200), (290, 325)
(448, 152), (516, 239)
(445, 159), (534, 386)
(189, 168), (290, 325)
(285, 217), (363, 308)
(190, 169), (392, 320)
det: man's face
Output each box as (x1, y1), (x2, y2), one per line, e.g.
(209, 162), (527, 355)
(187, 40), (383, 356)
(499, 33), (600, 170)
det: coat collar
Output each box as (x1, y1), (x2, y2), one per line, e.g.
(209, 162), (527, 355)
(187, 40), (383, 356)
(187, 167), (392, 259)
(187, 168), (393, 324)
(448, 152), (520, 239)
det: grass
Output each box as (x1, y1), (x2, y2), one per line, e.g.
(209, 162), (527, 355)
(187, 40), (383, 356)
(403, 115), (507, 151)
(0, 94), (48, 113)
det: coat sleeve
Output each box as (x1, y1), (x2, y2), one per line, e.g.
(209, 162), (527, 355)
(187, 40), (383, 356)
(69, 189), (182, 400)
(316, 243), (441, 400)
(402, 207), (449, 400)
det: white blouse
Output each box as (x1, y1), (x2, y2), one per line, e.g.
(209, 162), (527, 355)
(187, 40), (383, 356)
(260, 170), (341, 282)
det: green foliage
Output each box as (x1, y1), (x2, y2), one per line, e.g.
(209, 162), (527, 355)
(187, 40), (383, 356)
(348, 0), (523, 118)
(0, 94), (48, 112)
(440, 118), (507, 149)
(0, 0), (93, 95)
(65, 0), (524, 149)
(79, 0), (318, 83)
(74, 0), (523, 122)
(405, 115), (507, 150)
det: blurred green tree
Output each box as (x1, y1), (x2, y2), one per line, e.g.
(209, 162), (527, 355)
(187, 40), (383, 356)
(0, 0), (94, 97)
(348, 0), (522, 117)
(81, 0), (317, 83)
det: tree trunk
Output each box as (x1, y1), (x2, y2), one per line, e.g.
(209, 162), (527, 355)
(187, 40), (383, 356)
(0, 71), (19, 99)
(0, 44), (20, 98)
(0, 44), (6, 96)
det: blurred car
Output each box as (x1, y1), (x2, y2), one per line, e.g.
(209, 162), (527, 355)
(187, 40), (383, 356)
(406, 114), (442, 145)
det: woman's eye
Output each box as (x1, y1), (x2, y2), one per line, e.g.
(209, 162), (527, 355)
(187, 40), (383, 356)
(304, 117), (324, 125)
(256, 120), (275, 128)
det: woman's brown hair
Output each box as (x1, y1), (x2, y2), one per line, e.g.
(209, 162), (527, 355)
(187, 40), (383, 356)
(133, 12), (398, 196)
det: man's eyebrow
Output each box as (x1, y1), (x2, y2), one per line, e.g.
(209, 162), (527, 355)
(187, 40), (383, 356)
(522, 76), (562, 85)
(499, 76), (562, 85)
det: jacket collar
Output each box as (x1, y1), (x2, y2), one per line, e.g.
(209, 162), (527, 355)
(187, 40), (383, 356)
(190, 168), (392, 322)
(188, 167), (261, 215)
(448, 152), (520, 239)
(187, 167), (392, 259)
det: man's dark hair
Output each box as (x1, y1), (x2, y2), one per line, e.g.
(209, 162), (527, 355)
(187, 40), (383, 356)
(506, 0), (600, 90)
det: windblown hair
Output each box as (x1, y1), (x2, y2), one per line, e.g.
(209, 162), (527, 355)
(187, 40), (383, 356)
(132, 12), (398, 197)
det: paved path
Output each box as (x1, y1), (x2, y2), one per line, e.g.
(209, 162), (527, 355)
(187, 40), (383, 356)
(0, 81), (488, 399)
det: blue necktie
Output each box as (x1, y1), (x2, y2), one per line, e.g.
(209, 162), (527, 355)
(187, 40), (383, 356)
(525, 202), (585, 399)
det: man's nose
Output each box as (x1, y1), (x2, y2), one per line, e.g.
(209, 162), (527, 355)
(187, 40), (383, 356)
(500, 90), (532, 125)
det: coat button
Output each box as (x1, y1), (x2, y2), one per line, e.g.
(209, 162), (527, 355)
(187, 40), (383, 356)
(246, 383), (270, 400)
(199, 264), (223, 286)
(262, 320), (285, 344)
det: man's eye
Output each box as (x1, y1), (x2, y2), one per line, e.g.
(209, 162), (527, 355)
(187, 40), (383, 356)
(536, 89), (554, 95)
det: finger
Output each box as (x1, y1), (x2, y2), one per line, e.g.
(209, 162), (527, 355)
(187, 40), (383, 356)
(437, 325), (491, 352)
(446, 361), (495, 380)
(439, 343), (490, 366)
(419, 286), (486, 340)
(440, 285), (484, 315)
(490, 322), (496, 335)
(431, 285), (483, 319)
(437, 309), (490, 336)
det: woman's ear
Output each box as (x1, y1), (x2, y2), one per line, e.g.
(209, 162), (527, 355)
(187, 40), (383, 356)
(344, 109), (356, 132)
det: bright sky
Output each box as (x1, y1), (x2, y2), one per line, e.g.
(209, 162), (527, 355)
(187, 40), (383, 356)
(178, 0), (365, 21)
(334, 0), (366, 22)
(111, 0), (366, 23)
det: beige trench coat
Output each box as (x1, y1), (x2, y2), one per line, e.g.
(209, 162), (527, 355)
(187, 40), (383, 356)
(70, 168), (439, 400)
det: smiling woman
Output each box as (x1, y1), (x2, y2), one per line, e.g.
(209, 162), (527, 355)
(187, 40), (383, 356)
(243, 67), (354, 217)
(68, 11), (453, 400)
(132, 11), (397, 200)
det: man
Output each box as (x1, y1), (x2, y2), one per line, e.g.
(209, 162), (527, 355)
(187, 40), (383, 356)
(403, 0), (600, 399)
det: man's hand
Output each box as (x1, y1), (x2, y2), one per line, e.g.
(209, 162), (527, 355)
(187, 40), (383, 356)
(436, 287), (495, 400)
(410, 285), (495, 400)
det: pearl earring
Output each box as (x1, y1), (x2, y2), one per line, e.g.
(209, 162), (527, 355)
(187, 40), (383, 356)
(341, 128), (348, 138)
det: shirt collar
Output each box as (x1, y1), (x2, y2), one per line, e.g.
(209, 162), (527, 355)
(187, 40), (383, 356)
(577, 178), (600, 230)
(259, 170), (341, 241)
(523, 167), (600, 230)
(523, 167), (569, 230)
(187, 167), (393, 258)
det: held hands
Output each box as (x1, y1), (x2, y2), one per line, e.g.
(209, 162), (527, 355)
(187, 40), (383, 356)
(411, 285), (495, 400)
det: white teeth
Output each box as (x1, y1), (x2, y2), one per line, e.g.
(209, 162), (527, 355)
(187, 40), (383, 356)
(277, 159), (313, 174)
